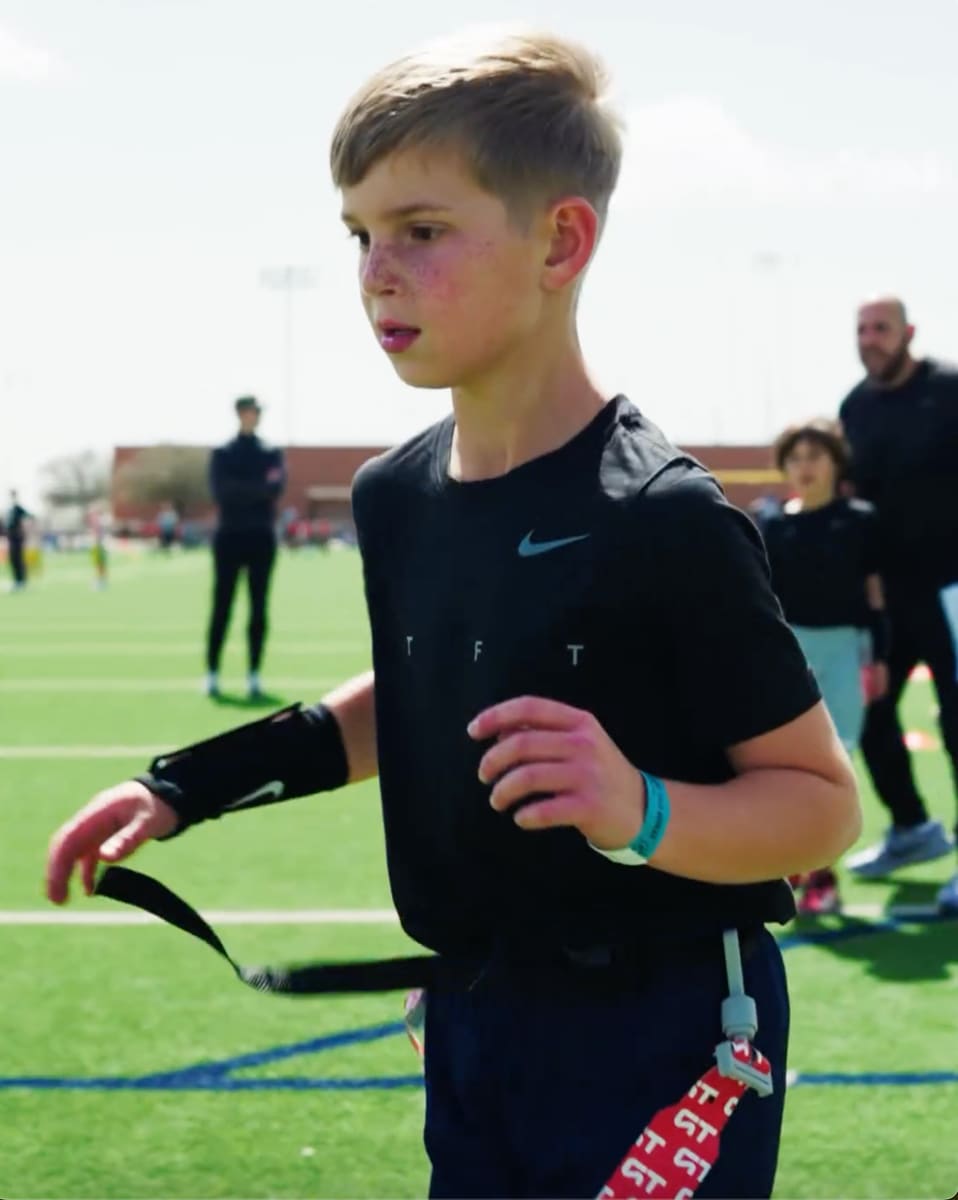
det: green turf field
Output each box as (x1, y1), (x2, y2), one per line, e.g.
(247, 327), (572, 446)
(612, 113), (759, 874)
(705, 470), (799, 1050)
(1, 547), (956, 1198)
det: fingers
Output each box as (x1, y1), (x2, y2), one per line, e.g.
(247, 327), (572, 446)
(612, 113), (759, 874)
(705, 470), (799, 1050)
(468, 696), (586, 741)
(45, 789), (134, 904)
(80, 850), (100, 898)
(489, 761), (587, 815)
(99, 811), (154, 863)
(478, 730), (574, 785)
(46, 815), (106, 905)
(511, 793), (580, 831)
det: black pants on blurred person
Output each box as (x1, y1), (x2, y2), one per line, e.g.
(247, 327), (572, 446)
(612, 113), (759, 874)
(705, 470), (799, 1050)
(860, 580), (958, 837)
(206, 528), (277, 673)
(8, 536), (26, 587)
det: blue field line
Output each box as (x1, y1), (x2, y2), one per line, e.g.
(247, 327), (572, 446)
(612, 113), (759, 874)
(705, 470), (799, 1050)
(793, 1071), (958, 1087)
(0, 1073), (424, 1091)
(3, 919), (953, 1093)
(135, 1020), (406, 1084)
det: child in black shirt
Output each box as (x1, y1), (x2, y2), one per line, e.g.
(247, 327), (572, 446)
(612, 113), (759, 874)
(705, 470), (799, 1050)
(760, 419), (888, 913)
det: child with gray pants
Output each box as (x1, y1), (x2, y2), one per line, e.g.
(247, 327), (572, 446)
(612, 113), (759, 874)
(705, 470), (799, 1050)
(759, 419), (889, 913)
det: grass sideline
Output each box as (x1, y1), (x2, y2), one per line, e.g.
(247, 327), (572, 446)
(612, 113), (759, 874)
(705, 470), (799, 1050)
(1, 548), (956, 1199)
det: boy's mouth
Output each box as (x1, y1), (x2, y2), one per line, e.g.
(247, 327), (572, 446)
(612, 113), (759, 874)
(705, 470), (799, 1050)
(377, 320), (421, 353)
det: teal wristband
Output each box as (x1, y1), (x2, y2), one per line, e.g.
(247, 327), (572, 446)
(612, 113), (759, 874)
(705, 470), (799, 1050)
(588, 771), (671, 866)
(629, 772), (670, 859)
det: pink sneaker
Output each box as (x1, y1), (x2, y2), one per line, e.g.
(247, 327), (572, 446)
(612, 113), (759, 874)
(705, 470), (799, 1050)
(797, 868), (842, 915)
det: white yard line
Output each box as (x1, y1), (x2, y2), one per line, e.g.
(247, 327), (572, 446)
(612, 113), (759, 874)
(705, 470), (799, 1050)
(0, 643), (368, 655)
(0, 745), (165, 757)
(0, 626), (359, 635)
(0, 678), (336, 695)
(0, 909), (399, 926)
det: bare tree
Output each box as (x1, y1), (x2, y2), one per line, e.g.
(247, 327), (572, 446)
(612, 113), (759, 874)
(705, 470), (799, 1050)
(40, 449), (111, 508)
(114, 445), (211, 516)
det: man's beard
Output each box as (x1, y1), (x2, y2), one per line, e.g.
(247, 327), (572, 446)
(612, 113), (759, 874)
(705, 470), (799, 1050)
(864, 339), (911, 384)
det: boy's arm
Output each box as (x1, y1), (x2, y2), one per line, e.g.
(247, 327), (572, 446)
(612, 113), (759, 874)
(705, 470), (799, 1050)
(319, 670), (377, 783)
(646, 703), (859, 882)
(471, 695), (859, 885)
(471, 468), (861, 885)
(46, 672), (377, 903)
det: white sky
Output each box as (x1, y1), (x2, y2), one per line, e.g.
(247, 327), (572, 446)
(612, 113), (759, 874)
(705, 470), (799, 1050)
(2, 0), (957, 506)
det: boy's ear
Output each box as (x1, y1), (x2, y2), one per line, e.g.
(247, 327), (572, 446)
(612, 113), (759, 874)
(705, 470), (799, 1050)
(541, 197), (599, 291)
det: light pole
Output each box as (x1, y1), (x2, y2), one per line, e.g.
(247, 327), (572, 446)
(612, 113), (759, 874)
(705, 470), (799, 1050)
(259, 266), (318, 447)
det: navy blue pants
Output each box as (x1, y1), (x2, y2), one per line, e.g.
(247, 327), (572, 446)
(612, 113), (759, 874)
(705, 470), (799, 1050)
(423, 930), (789, 1199)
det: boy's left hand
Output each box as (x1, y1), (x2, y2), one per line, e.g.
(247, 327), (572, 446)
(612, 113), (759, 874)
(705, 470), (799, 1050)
(468, 696), (645, 850)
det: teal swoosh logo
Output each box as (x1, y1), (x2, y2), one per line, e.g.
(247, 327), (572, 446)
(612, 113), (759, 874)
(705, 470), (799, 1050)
(517, 530), (590, 558)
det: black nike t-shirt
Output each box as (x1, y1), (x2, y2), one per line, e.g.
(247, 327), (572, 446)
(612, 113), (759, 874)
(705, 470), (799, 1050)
(758, 498), (881, 628)
(352, 397), (820, 957)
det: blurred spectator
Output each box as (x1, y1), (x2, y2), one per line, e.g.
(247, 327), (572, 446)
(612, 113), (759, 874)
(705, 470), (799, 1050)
(157, 503), (179, 552)
(839, 295), (958, 910)
(206, 395), (285, 699)
(4, 489), (32, 591)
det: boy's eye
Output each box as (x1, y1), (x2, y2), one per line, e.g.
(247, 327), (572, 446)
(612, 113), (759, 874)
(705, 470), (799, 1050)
(410, 225), (440, 242)
(347, 229), (370, 249)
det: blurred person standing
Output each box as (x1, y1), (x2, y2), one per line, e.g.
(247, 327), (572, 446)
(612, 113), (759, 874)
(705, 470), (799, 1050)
(88, 506), (109, 590)
(157, 503), (178, 552)
(759, 420), (889, 914)
(205, 396), (285, 699)
(4, 489), (32, 591)
(839, 297), (958, 911)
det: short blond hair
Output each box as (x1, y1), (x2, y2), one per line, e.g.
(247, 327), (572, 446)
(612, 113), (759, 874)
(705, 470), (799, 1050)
(330, 29), (623, 223)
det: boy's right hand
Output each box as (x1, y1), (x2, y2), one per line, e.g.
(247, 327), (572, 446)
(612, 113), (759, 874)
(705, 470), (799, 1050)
(45, 781), (179, 905)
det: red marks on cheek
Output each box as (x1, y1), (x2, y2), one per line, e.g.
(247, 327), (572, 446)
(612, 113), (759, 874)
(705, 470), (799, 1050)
(398, 247), (461, 305)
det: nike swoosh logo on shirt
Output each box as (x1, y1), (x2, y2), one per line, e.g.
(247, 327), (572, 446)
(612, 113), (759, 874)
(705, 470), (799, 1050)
(517, 531), (590, 558)
(221, 780), (285, 812)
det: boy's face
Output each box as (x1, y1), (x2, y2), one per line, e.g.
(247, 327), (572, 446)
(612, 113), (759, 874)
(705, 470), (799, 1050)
(341, 149), (549, 389)
(782, 438), (837, 497)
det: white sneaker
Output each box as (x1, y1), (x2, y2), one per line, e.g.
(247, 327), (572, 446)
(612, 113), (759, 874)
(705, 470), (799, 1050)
(204, 671), (219, 698)
(937, 871), (958, 916)
(248, 672), (262, 700)
(845, 820), (954, 878)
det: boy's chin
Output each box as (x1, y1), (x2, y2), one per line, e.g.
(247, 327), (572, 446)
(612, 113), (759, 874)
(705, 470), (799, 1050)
(388, 359), (456, 390)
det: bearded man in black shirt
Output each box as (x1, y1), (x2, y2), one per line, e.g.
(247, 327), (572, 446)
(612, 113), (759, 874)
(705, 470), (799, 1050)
(840, 297), (958, 910)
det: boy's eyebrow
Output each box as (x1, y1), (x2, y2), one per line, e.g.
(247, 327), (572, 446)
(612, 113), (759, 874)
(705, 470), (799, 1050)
(340, 202), (452, 224)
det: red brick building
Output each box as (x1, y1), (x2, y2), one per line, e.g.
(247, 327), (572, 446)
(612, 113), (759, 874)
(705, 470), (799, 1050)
(112, 442), (784, 529)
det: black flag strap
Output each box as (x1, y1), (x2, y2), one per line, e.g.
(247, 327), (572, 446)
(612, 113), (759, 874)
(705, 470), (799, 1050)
(94, 865), (438, 995)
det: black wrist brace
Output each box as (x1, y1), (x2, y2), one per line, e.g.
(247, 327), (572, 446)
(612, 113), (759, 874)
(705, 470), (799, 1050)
(866, 608), (891, 663)
(135, 703), (349, 838)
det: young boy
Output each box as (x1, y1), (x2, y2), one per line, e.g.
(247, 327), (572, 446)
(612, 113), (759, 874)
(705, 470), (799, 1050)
(45, 30), (860, 1199)
(760, 420), (889, 914)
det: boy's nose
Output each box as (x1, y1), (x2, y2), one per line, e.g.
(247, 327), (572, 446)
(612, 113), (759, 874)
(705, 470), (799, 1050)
(361, 246), (400, 297)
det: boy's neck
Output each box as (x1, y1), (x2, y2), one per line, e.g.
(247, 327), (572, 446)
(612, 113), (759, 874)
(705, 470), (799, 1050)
(447, 338), (608, 482)
(787, 488), (835, 513)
